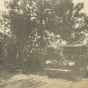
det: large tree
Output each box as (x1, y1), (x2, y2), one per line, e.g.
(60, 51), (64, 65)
(5, 0), (88, 47)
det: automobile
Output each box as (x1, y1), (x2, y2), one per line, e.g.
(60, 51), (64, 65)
(45, 44), (88, 81)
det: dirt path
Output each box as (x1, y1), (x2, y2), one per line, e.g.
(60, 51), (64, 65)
(0, 74), (88, 88)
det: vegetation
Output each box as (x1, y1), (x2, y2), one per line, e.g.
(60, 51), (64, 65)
(1, 0), (88, 72)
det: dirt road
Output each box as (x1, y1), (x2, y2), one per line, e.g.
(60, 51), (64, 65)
(0, 73), (88, 88)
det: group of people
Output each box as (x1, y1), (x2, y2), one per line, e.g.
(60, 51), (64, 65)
(21, 47), (44, 74)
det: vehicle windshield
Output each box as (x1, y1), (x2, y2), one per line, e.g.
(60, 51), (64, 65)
(61, 47), (87, 56)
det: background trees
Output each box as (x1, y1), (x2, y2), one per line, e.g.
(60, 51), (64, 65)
(3, 0), (88, 72)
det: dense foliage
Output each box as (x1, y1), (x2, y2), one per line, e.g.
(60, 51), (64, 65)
(5, 0), (88, 45)
(2, 0), (88, 72)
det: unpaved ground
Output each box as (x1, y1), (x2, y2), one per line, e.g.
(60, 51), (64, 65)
(0, 73), (88, 88)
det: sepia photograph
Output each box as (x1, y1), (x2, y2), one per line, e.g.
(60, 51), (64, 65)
(0, 0), (88, 88)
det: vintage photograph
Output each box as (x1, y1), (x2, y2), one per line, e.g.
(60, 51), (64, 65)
(0, 0), (88, 88)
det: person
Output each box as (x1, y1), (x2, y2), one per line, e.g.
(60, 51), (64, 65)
(60, 48), (65, 59)
(22, 47), (28, 74)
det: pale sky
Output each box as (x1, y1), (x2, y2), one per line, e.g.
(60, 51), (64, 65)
(0, 0), (88, 14)
(73, 0), (88, 15)
(0, 0), (4, 11)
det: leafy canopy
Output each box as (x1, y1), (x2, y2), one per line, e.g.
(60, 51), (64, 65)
(5, 0), (88, 47)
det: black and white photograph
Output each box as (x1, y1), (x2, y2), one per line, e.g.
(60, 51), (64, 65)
(0, 0), (88, 88)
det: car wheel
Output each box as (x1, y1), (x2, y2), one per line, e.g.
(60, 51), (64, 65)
(70, 63), (82, 82)
(81, 66), (88, 77)
(47, 70), (57, 77)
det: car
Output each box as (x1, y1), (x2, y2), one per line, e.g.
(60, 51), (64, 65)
(45, 44), (88, 81)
